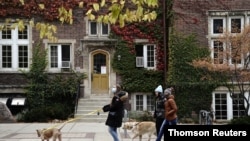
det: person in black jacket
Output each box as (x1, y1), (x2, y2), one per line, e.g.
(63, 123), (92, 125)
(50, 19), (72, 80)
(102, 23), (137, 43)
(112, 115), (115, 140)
(154, 85), (165, 139)
(105, 84), (128, 141)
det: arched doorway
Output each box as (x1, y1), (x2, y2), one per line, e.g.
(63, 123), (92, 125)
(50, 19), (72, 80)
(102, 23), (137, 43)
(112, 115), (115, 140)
(91, 50), (109, 94)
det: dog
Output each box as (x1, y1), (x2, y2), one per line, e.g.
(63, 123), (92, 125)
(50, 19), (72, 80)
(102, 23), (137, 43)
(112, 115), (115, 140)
(36, 123), (66, 141)
(123, 121), (157, 141)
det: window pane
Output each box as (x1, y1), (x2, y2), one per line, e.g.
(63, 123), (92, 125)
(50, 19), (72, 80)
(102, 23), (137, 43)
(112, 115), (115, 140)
(61, 45), (70, 61)
(231, 18), (241, 33)
(147, 95), (154, 111)
(231, 44), (241, 64)
(232, 93), (245, 118)
(2, 45), (12, 68)
(213, 41), (224, 64)
(2, 25), (12, 39)
(90, 22), (97, 35)
(214, 93), (227, 120)
(135, 45), (143, 57)
(18, 45), (28, 68)
(50, 46), (58, 68)
(93, 53), (106, 74)
(18, 26), (28, 39)
(213, 19), (223, 34)
(136, 95), (143, 111)
(147, 45), (155, 67)
(102, 23), (109, 35)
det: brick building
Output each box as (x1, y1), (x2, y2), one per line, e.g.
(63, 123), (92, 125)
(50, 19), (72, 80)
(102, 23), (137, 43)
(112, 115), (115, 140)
(173, 0), (250, 121)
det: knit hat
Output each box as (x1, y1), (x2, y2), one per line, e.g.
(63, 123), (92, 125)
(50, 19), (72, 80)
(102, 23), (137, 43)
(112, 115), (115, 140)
(164, 88), (172, 95)
(154, 85), (163, 93)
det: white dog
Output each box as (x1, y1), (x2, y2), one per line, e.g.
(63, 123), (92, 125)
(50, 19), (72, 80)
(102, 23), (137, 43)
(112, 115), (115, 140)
(123, 121), (157, 141)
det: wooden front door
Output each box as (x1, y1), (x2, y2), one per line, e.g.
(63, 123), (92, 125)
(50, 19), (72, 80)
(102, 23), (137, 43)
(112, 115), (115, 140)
(91, 51), (109, 94)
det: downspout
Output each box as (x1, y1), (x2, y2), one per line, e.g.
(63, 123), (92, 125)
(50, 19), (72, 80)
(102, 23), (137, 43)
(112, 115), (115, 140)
(163, 0), (173, 88)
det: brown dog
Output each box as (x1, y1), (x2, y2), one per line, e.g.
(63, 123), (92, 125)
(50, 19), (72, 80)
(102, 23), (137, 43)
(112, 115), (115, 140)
(123, 121), (157, 141)
(36, 123), (66, 141)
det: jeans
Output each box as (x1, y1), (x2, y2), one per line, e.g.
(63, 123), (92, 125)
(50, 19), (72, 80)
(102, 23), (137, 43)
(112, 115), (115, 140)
(156, 119), (166, 141)
(108, 126), (119, 141)
(156, 118), (178, 141)
(155, 118), (165, 136)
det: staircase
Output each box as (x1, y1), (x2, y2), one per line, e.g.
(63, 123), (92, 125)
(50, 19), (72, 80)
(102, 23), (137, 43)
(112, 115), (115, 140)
(74, 94), (112, 122)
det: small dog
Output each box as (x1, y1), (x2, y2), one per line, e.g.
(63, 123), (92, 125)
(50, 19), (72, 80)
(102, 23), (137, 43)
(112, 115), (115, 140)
(123, 121), (157, 141)
(36, 123), (66, 141)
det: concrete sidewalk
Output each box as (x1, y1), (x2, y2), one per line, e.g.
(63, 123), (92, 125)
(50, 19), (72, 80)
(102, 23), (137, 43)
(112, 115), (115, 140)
(0, 122), (159, 141)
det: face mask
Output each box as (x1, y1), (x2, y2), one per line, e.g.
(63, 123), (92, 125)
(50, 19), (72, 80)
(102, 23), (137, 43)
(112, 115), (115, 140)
(111, 87), (117, 93)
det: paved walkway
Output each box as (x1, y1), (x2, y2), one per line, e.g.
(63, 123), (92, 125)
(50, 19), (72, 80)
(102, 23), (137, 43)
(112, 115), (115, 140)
(0, 122), (160, 141)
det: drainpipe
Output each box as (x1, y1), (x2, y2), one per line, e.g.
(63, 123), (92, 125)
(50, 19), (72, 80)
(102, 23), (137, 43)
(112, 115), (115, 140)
(163, 0), (172, 88)
(163, 0), (167, 88)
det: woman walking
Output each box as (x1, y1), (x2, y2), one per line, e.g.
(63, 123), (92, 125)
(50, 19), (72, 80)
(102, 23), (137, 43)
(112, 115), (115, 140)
(105, 84), (128, 141)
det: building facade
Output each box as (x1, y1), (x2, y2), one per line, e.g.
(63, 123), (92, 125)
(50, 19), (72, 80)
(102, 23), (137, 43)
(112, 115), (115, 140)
(173, 0), (250, 120)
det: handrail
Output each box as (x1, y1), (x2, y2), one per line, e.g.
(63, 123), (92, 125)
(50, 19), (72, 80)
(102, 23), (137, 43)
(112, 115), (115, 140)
(74, 83), (81, 115)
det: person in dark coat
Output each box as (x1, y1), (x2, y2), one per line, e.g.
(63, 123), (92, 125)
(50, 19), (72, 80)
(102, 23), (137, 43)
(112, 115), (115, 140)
(156, 87), (175, 141)
(153, 85), (165, 139)
(105, 84), (128, 141)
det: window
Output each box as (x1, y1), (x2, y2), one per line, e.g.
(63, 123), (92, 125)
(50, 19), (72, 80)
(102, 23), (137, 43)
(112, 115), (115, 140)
(232, 93), (245, 118)
(135, 44), (156, 69)
(136, 95), (143, 111)
(231, 42), (242, 65)
(49, 44), (71, 69)
(209, 12), (246, 66)
(89, 21), (109, 37)
(18, 26), (28, 39)
(0, 25), (29, 71)
(212, 40), (224, 64)
(102, 24), (109, 35)
(2, 25), (12, 39)
(214, 93), (227, 120)
(18, 45), (28, 68)
(2, 45), (12, 68)
(229, 17), (243, 33)
(146, 95), (155, 111)
(213, 18), (224, 34)
(134, 94), (154, 111)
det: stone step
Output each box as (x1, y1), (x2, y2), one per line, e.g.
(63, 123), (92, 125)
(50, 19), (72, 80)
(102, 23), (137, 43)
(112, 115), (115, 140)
(75, 94), (111, 122)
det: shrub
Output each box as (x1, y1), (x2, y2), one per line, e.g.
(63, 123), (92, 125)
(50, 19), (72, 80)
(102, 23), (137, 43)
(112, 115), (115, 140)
(17, 103), (72, 122)
(128, 111), (155, 122)
(228, 116), (250, 125)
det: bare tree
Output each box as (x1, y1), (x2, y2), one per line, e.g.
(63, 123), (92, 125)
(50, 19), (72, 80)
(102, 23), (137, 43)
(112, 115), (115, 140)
(192, 25), (250, 117)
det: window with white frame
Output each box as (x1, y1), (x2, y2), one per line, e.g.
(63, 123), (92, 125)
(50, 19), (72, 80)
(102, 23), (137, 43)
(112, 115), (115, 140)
(212, 40), (224, 64)
(89, 21), (109, 37)
(229, 17), (243, 33)
(209, 12), (246, 66)
(232, 93), (245, 118)
(214, 93), (227, 120)
(0, 25), (29, 71)
(49, 44), (71, 69)
(135, 94), (154, 111)
(147, 95), (155, 111)
(135, 44), (156, 69)
(231, 42), (242, 65)
(211, 18), (225, 36)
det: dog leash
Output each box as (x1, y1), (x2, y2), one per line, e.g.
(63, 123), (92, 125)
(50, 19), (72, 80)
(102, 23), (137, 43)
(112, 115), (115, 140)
(43, 108), (103, 131)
